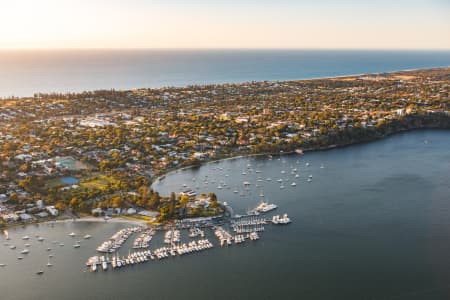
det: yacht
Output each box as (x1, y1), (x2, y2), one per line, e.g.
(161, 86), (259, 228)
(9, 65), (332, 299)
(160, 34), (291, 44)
(17, 256), (24, 260)
(251, 202), (277, 214)
(36, 270), (44, 275)
(272, 214), (291, 224)
(20, 249), (29, 254)
(0, 263), (6, 267)
(22, 236), (30, 240)
(68, 232), (76, 237)
(73, 243), (81, 248)
(295, 174), (299, 178)
(83, 234), (92, 239)
(37, 237), (44, 242)
(59, 243), (64, 247)
(291, 182), (297, 186)
(9, 245), (16, 250)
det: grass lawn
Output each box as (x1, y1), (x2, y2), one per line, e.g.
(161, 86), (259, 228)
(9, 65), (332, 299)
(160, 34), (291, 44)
(80, 174), (118, 190)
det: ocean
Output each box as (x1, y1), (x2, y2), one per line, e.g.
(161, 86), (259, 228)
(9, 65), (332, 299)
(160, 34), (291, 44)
(0, 49), (449, 97)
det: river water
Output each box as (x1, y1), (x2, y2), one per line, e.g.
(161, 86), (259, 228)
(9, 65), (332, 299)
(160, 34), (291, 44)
(1, 129), (450, 299)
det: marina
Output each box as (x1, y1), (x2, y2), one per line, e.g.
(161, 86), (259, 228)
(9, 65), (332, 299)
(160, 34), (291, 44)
(0, 130), (449, 300)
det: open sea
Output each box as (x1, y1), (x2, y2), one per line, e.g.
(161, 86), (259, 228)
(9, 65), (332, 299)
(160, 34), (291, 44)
(1, 129), (450, 300)
(0, 49), (449, 97)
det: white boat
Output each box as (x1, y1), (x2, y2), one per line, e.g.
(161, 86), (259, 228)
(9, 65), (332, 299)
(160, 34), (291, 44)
(9, 245), (16, 250)
(17, 256), (24, 260)
(20, 249), (29, 254)
(0, 263), (6, 267)
(272, 214), (291, 224)
(36, 270), (44, 275)
(73, 244), (81, 248)
(59, 243), (64, 247)
(291, 182), (296, 186)
(251, 202), (277, 214)
(22, 236), (30, 240)
(83, 234), (92, 239)
(37, 237), (44, 242)
(68, 232), (76, 237)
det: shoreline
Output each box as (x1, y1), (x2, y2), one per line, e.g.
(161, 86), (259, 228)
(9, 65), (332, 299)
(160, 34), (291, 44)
(151, 125), (450, 193)
(2, 64), (449, 99)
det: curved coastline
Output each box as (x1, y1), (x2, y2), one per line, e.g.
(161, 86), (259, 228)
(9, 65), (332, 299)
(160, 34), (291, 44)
(151, 118), (450, 194)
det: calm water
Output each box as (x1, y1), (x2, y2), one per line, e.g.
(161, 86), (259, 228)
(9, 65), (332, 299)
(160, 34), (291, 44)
(0, 49), (449, 97)
(1, 129), (450, 300)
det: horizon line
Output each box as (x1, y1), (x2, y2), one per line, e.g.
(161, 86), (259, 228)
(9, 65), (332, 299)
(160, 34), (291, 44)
(1, 47), (450, 52)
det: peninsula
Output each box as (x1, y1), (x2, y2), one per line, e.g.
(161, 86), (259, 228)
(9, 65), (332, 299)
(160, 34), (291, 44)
(0, 67), (449, 228)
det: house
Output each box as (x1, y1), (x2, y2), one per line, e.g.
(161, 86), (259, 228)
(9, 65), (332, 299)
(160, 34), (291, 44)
(126, 208), (137, 215)
(46, 206), (59, 216)
(19, 213), (33, 222)
(36, 211), (49, 218)
(138, 210), (159, 218)
(2, 213), (19, 222)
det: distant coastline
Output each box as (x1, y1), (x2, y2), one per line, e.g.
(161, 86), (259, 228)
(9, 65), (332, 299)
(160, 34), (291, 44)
(1, 49), (449, 97)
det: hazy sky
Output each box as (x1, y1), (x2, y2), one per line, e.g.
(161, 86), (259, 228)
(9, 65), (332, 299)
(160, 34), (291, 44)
(0, 0), (449, 49)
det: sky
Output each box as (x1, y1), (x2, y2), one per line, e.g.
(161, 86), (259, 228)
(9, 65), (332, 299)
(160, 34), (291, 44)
(0, 0), (449, 49)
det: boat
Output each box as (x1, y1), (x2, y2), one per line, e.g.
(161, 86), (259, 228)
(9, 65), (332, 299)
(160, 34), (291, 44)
(25, 243), (31, 247)
(73, 244), (81, 248)
(68, 232), (76, 237)
(9, 245), (16, 250)
(21, 249), (29, 254)
(36, 270), (44, 275)
(17, 256), (24, 260)
(320, 164), (325, 169)
(295, 149), (304, 155)
(0, 263), (6, 267)
(250, 202), (277, 214)
(272, 214), (291, 224)
(83, 234), (92, 239)
(22, 236), (30, 240)
(47, 258), (52, 267)
(291, 182), (296, 186)
(37, 237), (44, 242)
(59, 243), (64, 246)
(305, 162), (310, 167)
(3, 230), (9, 240)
